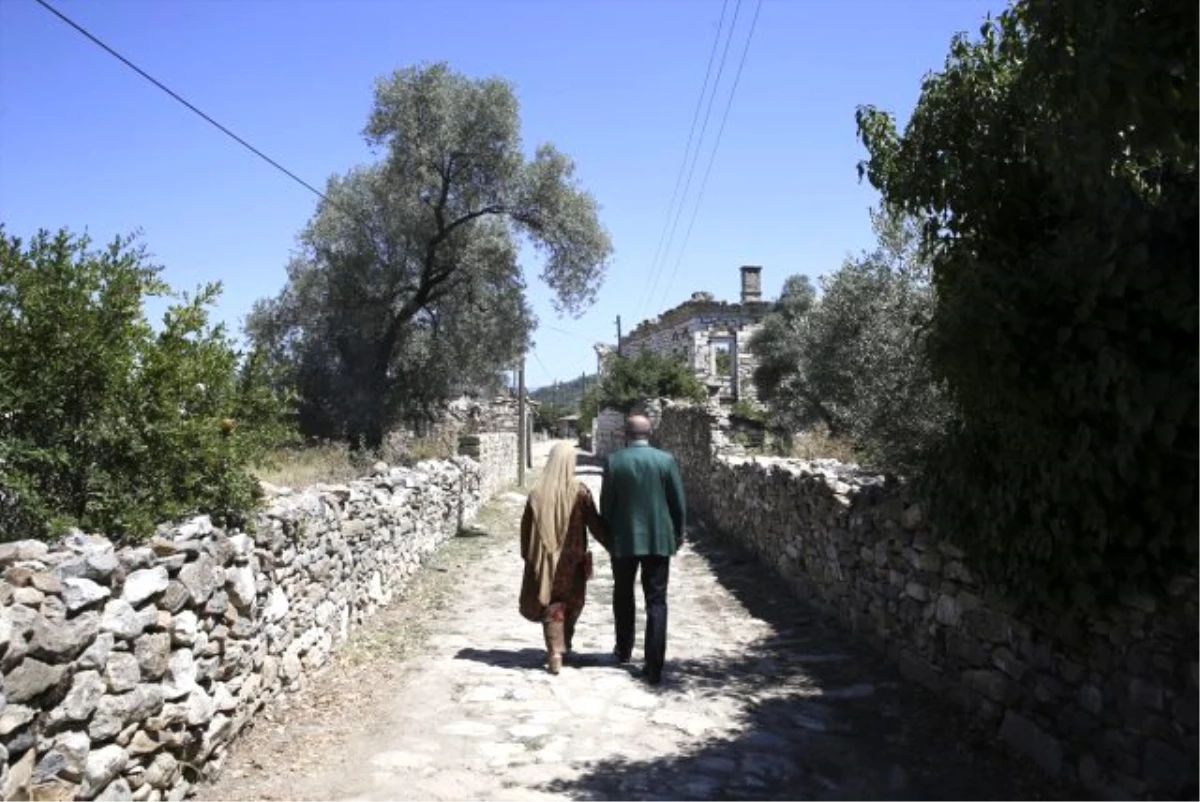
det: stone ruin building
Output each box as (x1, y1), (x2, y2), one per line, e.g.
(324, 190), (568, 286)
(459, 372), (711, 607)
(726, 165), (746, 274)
(599, 265), (770, 407)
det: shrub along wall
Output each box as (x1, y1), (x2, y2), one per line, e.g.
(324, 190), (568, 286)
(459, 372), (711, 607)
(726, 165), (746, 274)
(656, 405), (1197, 800)
(0, 434), (516, 801)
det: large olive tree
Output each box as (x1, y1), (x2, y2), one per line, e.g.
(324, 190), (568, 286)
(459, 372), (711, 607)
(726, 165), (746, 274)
(249, 63), (612, 446)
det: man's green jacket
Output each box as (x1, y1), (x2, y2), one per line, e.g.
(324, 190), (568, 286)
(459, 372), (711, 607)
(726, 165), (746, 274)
(600, 441), (687, 558)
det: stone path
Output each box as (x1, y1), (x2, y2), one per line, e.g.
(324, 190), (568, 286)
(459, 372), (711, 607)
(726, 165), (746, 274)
(203, 444), (1070, 801)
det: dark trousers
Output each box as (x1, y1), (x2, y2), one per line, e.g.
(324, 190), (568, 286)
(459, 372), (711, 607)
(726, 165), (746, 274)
(612, 555), (671, 677)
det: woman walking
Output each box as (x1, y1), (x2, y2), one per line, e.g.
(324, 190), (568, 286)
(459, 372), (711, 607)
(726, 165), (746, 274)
(519, 442), (610, 674)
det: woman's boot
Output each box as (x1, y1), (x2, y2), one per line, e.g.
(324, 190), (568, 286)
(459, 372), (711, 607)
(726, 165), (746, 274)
(564, 617), (577, 657)
(543, 619), (566, 674)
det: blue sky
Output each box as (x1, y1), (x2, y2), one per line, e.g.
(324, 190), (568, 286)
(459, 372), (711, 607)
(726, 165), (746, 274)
(0, 0), (1002, 390)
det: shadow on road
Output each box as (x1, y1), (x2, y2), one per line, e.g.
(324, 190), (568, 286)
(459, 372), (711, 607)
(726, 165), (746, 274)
(533, 523), (1080, 802)
(454, 646), (548, 670)
(453, 646), (624, 673)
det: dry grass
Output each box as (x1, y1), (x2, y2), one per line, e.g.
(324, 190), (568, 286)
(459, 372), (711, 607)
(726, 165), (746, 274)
(397, 435), (455, 464)
(789, 425), (862, 464)
(251, 442), (368, 488)
(252, 434), (462, 489)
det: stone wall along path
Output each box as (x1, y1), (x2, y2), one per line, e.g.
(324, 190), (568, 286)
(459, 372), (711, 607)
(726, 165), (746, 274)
(204, 446), (1069, 801)
(0, 437), (516, 802)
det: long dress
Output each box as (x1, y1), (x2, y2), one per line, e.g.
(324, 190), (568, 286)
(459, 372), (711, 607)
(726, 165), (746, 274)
(519, 483), (610, 642)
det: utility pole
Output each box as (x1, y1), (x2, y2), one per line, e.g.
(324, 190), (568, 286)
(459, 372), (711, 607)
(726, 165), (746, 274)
(615, 315), (622, 356)
(517, 358), (526, 487)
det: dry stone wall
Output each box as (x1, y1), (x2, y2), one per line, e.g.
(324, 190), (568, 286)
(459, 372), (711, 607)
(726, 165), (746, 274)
(0, 438), (516, 801)
(384, 396), (526, 461)
(657, 405), (1198, 800)
(456, 432), (519, 501)
(590, 400), (673, 461)
(590, 410), (626, 460)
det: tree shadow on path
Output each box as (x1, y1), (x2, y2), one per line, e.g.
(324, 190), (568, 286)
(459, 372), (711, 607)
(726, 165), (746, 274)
(536, 523), (1083, 801)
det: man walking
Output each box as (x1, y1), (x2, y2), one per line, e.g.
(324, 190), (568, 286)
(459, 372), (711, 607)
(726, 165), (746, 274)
(600, 414), (686, 685)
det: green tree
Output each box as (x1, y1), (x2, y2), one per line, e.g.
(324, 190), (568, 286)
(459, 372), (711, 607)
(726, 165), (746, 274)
(533, 401), (571, 433)
(578, 384), (602, 434)
(749, 211), (947, 469)
(748, 274), (825, 432)
(248, 63), (612, 448)
(0, 228), (293, 541)
(714, 348), (732, 377)
(802, 208), (950, 470)
(598, 351), (707, 412)
(529, 373), (596, 410)
(856, 0), (1197, 609)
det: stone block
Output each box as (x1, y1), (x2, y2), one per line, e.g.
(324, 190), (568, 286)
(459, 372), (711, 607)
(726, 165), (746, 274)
(5, 658), (66, 703)
(962, 669), (1013, 704)
(991, 647), (1029, 681)
(122, 567), (168, 605)
(946, 631), (987, 667)
(964, 608), (1011, 644)
(999, 710), (1063, 778)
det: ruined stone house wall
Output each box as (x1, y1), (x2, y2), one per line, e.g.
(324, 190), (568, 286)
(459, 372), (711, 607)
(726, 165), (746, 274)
(620, 300), (768, 404)
(590, 410), (626, 460)
(657, 405), (1198, 800)
(456, 433), (520, 501)
(0, 433), (517, 801)
(590, 399), (672, 461)
(384, 396), (527, 461)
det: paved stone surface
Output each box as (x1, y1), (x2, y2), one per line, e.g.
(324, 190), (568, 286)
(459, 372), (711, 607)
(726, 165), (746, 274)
(203, 443), (1071, 801)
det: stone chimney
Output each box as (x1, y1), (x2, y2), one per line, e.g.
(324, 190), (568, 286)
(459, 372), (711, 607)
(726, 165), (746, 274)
(739, 265), (763, 304)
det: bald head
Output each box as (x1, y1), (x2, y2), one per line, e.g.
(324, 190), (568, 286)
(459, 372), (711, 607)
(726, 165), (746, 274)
(626, 415), (652, 441)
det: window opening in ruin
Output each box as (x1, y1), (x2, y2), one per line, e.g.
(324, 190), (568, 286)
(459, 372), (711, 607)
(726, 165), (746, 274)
(714, 340), (733, 377)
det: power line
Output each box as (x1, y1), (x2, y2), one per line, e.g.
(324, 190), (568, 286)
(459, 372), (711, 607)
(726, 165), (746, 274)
(640, 0), (744, 319)
(530, 350), (553, 383)
(538, 323), (594, 342)
(33, 0), (330, 204)
(657, 0), (763, 310)
(636, 0), (730, 320)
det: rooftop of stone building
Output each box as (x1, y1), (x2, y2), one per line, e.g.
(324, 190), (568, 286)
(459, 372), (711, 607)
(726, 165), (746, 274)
(622, 265), (770, 342)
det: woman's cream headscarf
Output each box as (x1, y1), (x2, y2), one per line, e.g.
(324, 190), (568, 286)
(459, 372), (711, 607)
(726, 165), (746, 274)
(524, 442), (580, 606)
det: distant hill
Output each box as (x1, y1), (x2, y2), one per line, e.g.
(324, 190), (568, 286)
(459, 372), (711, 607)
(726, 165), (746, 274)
(530, 373), (596, 411)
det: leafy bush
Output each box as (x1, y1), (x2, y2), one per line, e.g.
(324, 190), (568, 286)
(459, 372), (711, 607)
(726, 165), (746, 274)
(748, 275), (818, 430)
(597, 351), (707, 412)
(730, 399), (764, 423)
(856, 0), (1197, 610)
(800, 210), (952, 471)
(0, 228), (294, 541)
(749, 209), (950, 471)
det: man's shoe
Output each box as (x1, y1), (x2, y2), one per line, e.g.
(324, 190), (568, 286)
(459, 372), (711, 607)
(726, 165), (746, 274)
(641, 666), (663, 686)
(613, 646), (632, 664)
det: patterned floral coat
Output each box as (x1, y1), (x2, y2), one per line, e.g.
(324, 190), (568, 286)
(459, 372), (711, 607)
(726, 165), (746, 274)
(519, 483), (610, 623)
